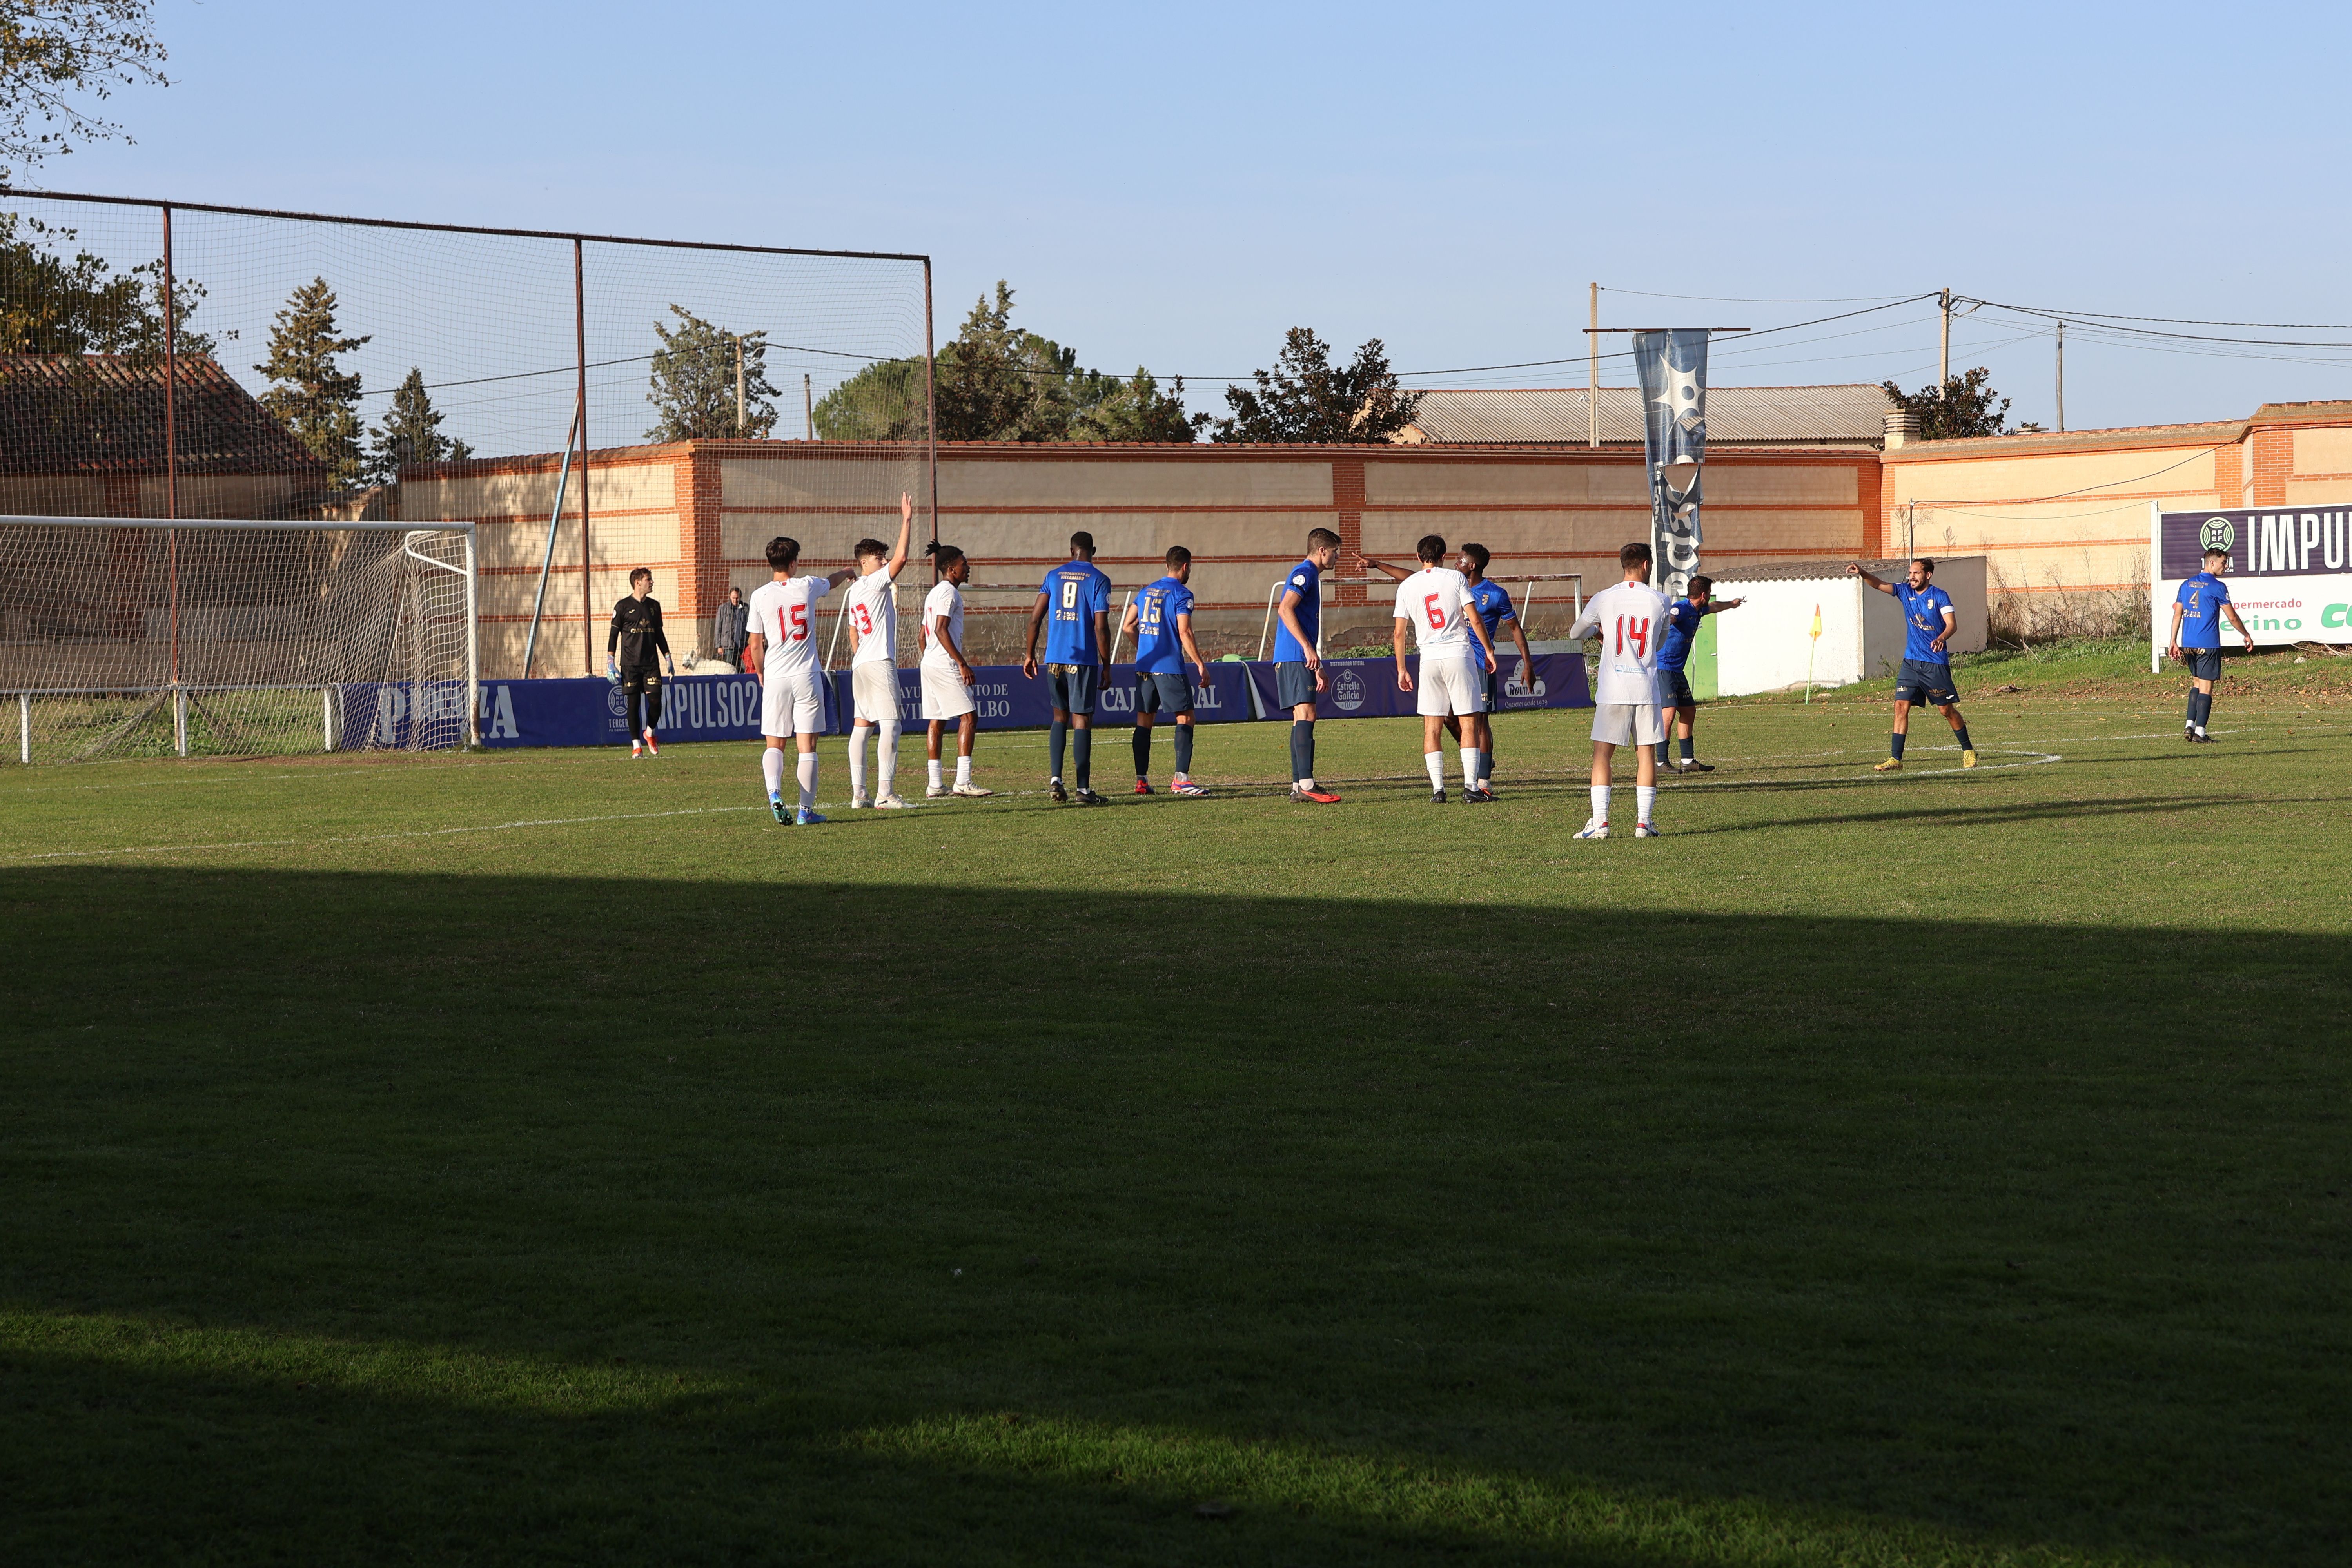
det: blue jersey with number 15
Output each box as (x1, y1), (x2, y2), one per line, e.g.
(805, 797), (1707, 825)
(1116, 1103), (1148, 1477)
(1041, 559), (1111, 663)
(1133, 575), (1192, 673)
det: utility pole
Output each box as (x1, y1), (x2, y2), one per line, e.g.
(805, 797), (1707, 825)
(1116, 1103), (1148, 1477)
(804, 374), (814, 441)
(1588, 281), (1600, 448)
(1938, 287), (1951, 391)
(2054, 319), (2065, 433)
(734, 335), (746, 436)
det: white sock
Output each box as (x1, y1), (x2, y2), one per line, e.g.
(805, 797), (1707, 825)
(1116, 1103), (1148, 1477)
(1590, 784), (1609, 823)
(1425, 751), (1445, 790)
(1300, 777), (1315, 791)
(878, 720), (901, 796)
(796, 752), (818, 811)
(928, 757), (944, 789)
(1462, 748), (1482, 786)
(762, 747), (785, 797)
(1172, 769), (1188, 784)
(848, 725), (869, 799)
(956, 754), (972, 785)
(1637, 785), (1656, 826)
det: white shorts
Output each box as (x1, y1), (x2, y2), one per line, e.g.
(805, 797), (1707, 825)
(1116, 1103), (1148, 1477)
(919, 662), (974, 720)
(1592, 702), (1665, 747)
(760, 668), (824, 738)
(1415, 653), (1486, 717)
(851, 661), (900, 724)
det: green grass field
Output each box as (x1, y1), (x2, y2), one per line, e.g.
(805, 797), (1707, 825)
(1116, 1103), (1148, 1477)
(4, 646), (2348, 1565)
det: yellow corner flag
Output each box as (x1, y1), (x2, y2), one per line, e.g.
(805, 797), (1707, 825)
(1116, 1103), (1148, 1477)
(1804, 603), (1822, 702)
(1809, 603), (1822, 640)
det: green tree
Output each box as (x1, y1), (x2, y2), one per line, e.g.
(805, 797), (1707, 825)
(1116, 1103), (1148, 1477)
(1880, 367), (2014, 439)
(645, 305), (777, 441)
(0, 0), (170, 179)
(812, 355), (924, 442)
(256, 276), (369, 490)
(366, 367), (472, 484)
(1212, 328), (1421, 444)
(1071, 368), (1207, 443)
(0, 210), (214, 358)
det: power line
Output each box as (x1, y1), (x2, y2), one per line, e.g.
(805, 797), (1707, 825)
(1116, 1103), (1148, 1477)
(1599, 286), (1918, 304)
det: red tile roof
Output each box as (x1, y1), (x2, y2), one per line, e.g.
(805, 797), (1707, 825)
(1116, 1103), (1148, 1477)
(0, 354), (324, 477)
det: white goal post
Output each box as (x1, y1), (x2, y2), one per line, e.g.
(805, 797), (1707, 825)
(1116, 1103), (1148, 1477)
(2, 516), (478, 764)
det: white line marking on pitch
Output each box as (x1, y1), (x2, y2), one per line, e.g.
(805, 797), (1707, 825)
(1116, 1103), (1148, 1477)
(2, 804), (768, 864)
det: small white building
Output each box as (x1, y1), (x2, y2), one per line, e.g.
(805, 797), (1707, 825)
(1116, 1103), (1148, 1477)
(1688, 556), (1989, 697)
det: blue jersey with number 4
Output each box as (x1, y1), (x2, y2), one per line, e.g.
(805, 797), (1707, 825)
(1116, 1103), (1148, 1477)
(1134, 575), (1192, 673)
(1657, 598), (1703, 673)
(2175, 572), (2229, 648)
(1270, 558), (1321, 662)
(1894, 582), (1955, 664)
(1041, 559), (1111, 663)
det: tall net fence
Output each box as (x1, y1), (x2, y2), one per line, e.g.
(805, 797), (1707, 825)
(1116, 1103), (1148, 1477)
(0, 187), (933, 697)
(1, 519), (474, 762)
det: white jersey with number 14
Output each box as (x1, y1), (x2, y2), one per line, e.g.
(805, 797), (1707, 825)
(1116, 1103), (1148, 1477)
(1570, 580), (1669, 706)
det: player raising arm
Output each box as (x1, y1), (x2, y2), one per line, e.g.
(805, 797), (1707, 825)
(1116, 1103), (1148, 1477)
(920, 543), (992, 798)
(1273, 527), (1344, 803)
(1849, 558), (1976, 771)
(1021, 530), (1112, 806)
(1566, 542), (1669, 838)
(2168, 545), (2252, 743)
(1653, 574), (1744, 774)
(743, 536), (857, 825)
(607, 567), (674, 758)
(1370, 535), (1497, 803)
(844, 493), (915, 809)
(1122, 546), (1212, 796)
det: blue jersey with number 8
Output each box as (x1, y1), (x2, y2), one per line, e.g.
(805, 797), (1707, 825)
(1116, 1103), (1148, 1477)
(1042, 559), (1111, 663)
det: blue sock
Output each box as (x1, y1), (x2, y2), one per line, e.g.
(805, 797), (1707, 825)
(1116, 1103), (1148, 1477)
(1890, 731), (1907, 760)
(1679, 736), (1695, 760)
(1049, 718), (1067, 780)
(1290, 720), (1313, 784)
(1955, 723), (1973, 750)
(1132, 724), (1152, 778)
(1173, 722), (1194, 776)
(1073, 727), (1092, 789)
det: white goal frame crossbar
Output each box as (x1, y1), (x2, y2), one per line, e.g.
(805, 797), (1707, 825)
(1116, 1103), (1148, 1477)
(1, 515), (480, 754)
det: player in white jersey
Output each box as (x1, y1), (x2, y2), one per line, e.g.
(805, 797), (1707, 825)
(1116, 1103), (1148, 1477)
(1365, 534), (1497, 803)
(1565, 541), (1670, 839)
(843, 494), (914, 810)
(743, 534), (857, 826)
(918, 541), (992, 799)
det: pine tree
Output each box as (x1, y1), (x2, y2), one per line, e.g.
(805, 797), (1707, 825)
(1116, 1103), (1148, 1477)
(645, 306), (777, 440)
(256, 276), (369, 489)
(366, 367), (471, 484)
(1212, 328), (1421, 445)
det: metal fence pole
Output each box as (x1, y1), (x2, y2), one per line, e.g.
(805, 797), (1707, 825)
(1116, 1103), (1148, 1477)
(575, 238), (591, 675)
(162, 202), (181, 722)
(18, 693), (27, 764)
(323, 688), (334, 751)
(463, 525), (481, 746)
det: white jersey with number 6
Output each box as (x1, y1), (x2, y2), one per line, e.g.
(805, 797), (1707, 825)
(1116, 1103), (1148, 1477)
(1393, 566), (1475, 654)
(1570, 580), (1669, 706)
(845, 567), (896, 668)
(749, 575), (829, 682)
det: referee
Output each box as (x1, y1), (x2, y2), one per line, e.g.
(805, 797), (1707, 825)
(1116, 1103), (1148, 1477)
(608, 566), (674, 757)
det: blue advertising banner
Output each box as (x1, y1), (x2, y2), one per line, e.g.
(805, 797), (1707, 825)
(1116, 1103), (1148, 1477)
(1634, 327), (1710, 600)
(457, 654), (1590, 750)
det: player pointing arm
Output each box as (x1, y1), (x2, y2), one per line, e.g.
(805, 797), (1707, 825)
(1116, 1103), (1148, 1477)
(1653, 575), (1744, 774)
(1849, 559), (1975, 770)
(845, 493), (915, 809)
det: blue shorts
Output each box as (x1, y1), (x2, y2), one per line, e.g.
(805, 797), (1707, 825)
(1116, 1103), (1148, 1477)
(1136, 670), (1194, 715)
(1894, 659), (1959, 706)
(1657, 667), (1695, 707)
(1477, 662), (1502, 711)
(1045, 662), (1099, 716)
(2183, 648), (2222, 681)
(1275, 661), (1318, 710)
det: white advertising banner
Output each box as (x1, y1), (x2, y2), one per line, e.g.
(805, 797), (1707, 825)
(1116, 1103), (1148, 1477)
(2150, 502), (2352, 670)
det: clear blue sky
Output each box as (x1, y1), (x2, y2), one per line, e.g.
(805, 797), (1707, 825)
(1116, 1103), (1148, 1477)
(27, 0), (2352, 435)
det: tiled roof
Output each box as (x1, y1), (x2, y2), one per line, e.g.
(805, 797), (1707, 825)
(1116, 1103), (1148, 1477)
(0, 354), (324, 477)
(1705, 555), (1985, 584)
(1394, 384), (1896, 447)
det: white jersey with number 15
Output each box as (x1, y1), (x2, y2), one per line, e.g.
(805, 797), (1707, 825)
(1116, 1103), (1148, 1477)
(748, 576), (829, 681)
(1570, 580), (1669, 706)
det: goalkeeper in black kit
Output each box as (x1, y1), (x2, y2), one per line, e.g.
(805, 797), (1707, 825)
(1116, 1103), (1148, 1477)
(608, 566), (674, 757)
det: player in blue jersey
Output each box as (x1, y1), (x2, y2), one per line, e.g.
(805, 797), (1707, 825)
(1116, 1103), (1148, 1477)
(1120, 546), (1212, 796)
(1651, 574), (1744, 774)
(2168, 545), (2252, 743)
(1850, 558), (1976, 771)
(1021, 530), (1113, 805)
(1272, 527), (1344, 804)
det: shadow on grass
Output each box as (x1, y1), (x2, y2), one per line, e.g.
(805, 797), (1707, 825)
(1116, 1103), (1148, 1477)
(3, 867), (2348, 1564)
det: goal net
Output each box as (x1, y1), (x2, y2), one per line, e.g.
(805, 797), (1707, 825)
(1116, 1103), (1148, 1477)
(2, 517), (477, 763)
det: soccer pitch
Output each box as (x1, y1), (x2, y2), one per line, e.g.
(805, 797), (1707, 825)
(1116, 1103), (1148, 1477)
(4, 652), (2347, 1565)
